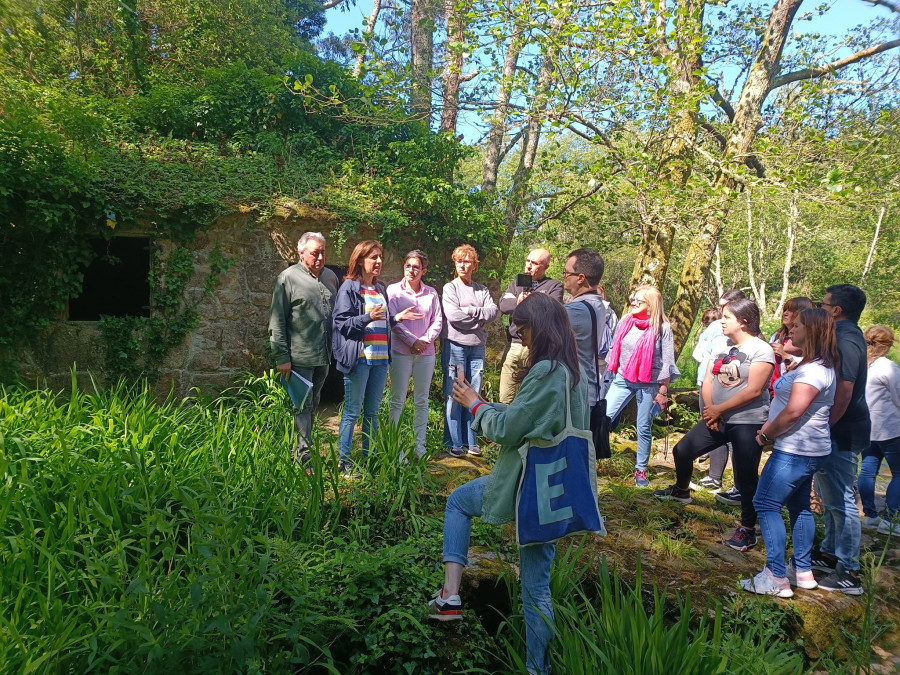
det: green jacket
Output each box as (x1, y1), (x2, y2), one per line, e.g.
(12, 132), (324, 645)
(473, 360), (589, 525)
(268, 264), (340, 368)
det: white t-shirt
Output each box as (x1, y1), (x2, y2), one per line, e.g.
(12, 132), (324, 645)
(866, 356), (900, 442)
(769, 360), (836, 456)
(709, 336), (776, 424)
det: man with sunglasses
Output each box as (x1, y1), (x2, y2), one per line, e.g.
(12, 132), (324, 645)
(497, 248), (563, 403)
(812, 284), (870, 595)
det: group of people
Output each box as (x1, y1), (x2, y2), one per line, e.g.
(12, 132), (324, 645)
(656, 285), (898, 598)
(269, 232), (898, 672)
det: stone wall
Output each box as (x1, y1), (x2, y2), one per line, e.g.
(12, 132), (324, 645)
(15, 202), (504, 398)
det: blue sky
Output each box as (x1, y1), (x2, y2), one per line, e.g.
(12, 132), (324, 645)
(324, 0), (896, 39)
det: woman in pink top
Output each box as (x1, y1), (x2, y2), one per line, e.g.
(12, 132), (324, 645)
(387, 250), (443, 458)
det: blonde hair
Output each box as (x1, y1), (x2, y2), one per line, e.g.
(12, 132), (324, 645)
(864, 325), (897, 364)
(451, 244), (480, 275)
(631, 284), (668, 332)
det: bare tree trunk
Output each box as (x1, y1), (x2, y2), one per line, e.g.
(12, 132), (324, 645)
(772, 193), (799, 318)
(410, 0), (436, 120)
(481, 27), (524, 193)
(502, 10), (567, 241)
(861, 205), (886, 282)
(353, 0), (383, 78)
(746, 190), (766, 310)
(439, 0), (469, 133)
(712, 243), (724, 299)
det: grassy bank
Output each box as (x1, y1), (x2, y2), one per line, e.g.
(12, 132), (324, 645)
(0, 375), (827, 673)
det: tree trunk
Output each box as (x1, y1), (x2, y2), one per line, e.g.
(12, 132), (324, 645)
(861, 205), (885, 282)
(746, 191), (766, 311)
(772, 193), (799, 318)
(667, 0), (804, 353)
(410, 0), (436, 120)
(712, 243), (724, 299)
(481, 27), (524, 193)
(439, 0), (469, 134)
(502, 10), (567, 242)
(353, 0), (383, 78)
(629, 0), (706, 289)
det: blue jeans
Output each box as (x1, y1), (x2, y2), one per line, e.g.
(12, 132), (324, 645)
(816, 444), (862, 571)
(443, 476), (555, 675)
(445, 342), (485, 449)
(754, 450), (825, 578)
(859, 436), (900, 519)
(338, 359), (389, 461)
(441, 342), (454, 448)
(604, 374), (660, 471)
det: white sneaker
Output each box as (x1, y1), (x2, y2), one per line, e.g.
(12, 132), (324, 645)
(786, 563), (818, 589)
(739, 567), (794, 598)
(861, 515), (883, 530)
(877, 518), (899, 535)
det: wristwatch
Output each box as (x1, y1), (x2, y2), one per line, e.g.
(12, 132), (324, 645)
(759, 431), (772, 443)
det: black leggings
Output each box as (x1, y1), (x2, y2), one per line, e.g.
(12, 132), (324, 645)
(673, 421), (763, 528)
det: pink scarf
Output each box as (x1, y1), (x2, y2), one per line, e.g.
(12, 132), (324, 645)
(606, 312), (657, 383)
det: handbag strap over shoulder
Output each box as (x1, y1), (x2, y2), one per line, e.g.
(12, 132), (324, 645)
(563, 364), (573, 429)
(583, 300), (602, 402)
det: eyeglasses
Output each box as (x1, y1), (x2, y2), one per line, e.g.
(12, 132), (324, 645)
(629, 296), (646, 307)
(404, 264), (422, 271)
(816, 301), (834, 309)
(562, 269), (579, 279)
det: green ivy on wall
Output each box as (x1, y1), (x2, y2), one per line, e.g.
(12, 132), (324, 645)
(99, 244), (233, 382)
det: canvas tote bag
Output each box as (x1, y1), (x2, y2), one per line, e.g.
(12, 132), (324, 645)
(515, 368), (606, 546)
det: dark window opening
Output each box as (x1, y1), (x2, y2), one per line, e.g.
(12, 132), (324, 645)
(68, 237), (151, 320)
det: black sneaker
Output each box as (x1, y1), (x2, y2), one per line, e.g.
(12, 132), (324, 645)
(715, 487), (742, 507)
(449, 447), (467, 457)
(810, 552), (838, 573)
(653, 484), (692, 503)
(725, 526), (758, 552)
(338, 459), (360, 479)
(817, 563), (864, 596)
(426, 589), (463, 621)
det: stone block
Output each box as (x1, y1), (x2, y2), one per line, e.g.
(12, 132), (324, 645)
(187, 350), (222, 372)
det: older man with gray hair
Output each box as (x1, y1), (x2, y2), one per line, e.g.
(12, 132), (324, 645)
(269, 232), (340, 458)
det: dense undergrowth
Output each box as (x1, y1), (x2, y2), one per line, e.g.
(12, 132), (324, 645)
(1, 375), (812, 673)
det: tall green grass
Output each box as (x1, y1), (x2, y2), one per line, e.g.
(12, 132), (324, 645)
(0, 374), (454, 672)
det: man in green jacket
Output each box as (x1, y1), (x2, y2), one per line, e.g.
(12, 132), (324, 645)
(269, 232), (340, 457)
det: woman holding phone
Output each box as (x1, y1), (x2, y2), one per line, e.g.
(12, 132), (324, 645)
(332, 241), (422, 474)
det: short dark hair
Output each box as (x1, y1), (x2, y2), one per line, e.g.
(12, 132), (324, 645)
(405, 249), (429, 269)
(720, 289), (746, 303)
(566, 248), (604, 286)
(724, 297), (761, 335)
(825, 284), (866, 323)
(512, 293), (581, 387)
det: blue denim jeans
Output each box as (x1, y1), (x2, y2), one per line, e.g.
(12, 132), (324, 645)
(441, 342), (454, 448)
(604, 374), (660, 471)
(816, 444), (862, 571)
(445, 342), (485, 449)
(754, 450), (826, 578)
(338, 359), (389, 461)
(443, 476), (555, 675)
(859, 436), (900, 519)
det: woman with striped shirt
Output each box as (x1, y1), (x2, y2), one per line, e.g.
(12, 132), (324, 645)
(333, 241), (422, 474)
